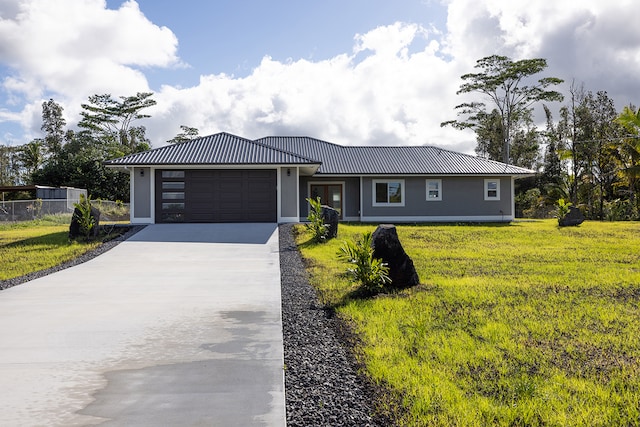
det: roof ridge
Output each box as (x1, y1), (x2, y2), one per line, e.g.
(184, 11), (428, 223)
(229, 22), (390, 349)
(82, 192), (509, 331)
(249, 137), (321, 163)
(257, 135), (347, 150)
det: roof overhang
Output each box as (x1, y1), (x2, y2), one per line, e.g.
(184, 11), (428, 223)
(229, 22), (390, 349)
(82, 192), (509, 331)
(105, 162), (322, 176)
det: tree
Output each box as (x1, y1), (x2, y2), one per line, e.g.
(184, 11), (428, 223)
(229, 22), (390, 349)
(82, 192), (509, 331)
(78, 92), (156, 156)
(576, 91), (622, 219)
(613, 105), (640, 215)
(540, 105), (563, 187)
(18, 140), (45, 179)
(0, 145), (21, 186)
(442, 55), (564, 165)
(41, 99), (66, 161)
(167, 125), (199, 144)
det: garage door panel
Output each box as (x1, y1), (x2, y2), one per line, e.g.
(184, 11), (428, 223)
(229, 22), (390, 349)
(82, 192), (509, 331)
(157, 169), (276, 223)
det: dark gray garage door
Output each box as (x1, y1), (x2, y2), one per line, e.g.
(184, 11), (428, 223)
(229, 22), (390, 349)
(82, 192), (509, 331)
(156, 169), (277, 223)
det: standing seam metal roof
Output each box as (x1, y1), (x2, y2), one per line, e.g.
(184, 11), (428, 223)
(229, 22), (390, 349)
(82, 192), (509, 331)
(256, 136), (533, 175)
(106, 132), (533, 175)
(104, 132), (320, 166)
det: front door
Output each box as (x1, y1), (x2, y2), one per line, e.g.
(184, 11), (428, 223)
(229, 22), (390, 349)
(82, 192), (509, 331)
(309, 184), (343, 218)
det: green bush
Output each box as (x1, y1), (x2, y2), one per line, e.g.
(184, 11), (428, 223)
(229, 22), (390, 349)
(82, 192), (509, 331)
(338, 231), (391, 293)
(305, 196), (328, 243)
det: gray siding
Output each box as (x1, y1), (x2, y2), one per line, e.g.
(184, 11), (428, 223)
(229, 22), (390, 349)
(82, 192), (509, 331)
(362, 176), (512, 220)
(133, 167), (151, 219)
(280, 167), (298, 218)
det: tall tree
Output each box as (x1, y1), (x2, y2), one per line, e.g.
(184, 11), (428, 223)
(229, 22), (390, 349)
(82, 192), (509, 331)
(41, 99), (66, 161)
(78, 92), (156, 156)
(576, 91), (621, 219)
(167, 125), (199, 144)
(442, 55), (564, 165)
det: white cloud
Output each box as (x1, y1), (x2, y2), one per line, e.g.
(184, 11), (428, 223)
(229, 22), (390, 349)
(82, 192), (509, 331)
(1, 0), (640, 157)
(149, 22), (472, 151)
(0, 0), (180, 140)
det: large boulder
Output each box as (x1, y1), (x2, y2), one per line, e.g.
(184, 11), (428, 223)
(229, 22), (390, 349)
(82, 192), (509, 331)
(559, 205), (585, 227)
(321, 205), (339, 239)
(69, 206), (101, 239)
(371, 224), (419, 289)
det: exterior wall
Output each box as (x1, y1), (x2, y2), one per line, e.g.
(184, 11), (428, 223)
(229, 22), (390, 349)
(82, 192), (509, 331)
(279, 167), (299, 222)
(299, 176), (360, 221)
(361, 176), (514, 222)
(132, 167), (152, 223)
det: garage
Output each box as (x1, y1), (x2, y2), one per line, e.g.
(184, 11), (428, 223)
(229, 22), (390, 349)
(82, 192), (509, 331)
(156, 169), (277, 223)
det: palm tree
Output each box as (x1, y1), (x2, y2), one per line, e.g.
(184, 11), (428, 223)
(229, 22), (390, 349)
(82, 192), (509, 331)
(18, 139), (45, 180)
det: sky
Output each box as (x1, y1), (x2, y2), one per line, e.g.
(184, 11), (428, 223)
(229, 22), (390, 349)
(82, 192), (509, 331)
(0, 0), (639, 155)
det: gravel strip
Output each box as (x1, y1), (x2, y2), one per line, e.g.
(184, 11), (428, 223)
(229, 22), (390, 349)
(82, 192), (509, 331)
(0, 225), (145, 291)
(279, 223), (388, 427)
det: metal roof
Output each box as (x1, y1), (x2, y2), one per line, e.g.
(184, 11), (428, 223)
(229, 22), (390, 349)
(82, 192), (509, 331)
(104, 132), (320, 166)
(256, 136), (534, 175)
(106, 132), (534, 176)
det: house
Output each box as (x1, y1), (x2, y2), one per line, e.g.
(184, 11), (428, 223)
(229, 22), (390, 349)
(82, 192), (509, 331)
(104, 132), (533, 224)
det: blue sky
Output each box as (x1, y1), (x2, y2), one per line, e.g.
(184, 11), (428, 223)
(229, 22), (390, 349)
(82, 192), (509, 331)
(1, 0), (639, 154)
(123, 0), (447, 85)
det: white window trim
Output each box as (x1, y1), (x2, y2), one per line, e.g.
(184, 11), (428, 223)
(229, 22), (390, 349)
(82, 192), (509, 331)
(484, 178), (501, 201)
(426, 179), (442, 201)
(372, 179), (405, 207)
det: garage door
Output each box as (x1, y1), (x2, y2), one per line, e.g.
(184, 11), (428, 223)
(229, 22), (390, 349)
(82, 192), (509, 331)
(156, 169), (277, 223)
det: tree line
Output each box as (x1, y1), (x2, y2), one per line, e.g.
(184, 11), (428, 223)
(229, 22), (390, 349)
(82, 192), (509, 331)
(443, 55), (640, 221)
(0, 93), (198, 202)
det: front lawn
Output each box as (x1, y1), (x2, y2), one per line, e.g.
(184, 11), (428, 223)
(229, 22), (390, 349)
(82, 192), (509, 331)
(1, 215), (104, 281)
(296, 220), (640, 426)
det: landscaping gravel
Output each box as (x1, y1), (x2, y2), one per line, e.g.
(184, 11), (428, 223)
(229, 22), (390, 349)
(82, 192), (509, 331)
(279, 223), (385, 427)
(1, 222), (387, 425)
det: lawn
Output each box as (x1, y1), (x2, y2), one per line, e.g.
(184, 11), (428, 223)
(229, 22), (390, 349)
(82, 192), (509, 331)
(0, 215), (102, 281)
(296, 220), (640, 426)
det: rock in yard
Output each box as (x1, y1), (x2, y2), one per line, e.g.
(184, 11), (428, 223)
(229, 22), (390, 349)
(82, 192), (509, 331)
(321, 205), (339, 239)
(371, 224), (419, 289)
(559, 205), (585, 227)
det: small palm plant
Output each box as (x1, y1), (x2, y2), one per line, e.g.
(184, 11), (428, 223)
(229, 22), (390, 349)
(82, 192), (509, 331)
(305, 196), (328, 243)
(338, 232), (391, 294)
(73, 194), (96, 240)
(555, 198), (572, 226)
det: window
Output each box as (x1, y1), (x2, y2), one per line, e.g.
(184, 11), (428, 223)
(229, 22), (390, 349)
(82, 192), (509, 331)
(484, 179), (500, 201)
(162, 202), (185, 210)
(373, 180), (404, 206)
(162, 181), (184, 190)
(162, 192), (184, 200)
(426, 179), (442, 201)
(162, 170), (184, 178)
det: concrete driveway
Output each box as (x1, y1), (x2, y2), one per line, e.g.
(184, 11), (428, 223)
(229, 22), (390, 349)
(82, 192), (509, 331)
(0, 224), (285, 426)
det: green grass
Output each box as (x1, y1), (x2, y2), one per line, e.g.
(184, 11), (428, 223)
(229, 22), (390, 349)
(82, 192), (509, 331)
(296, 220), (640, 426)
(0, 215), (102, 281)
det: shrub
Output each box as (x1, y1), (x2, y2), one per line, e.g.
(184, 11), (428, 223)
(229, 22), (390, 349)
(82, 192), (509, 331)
(305, 196), (328, 243)
(338, 231), (391, 293)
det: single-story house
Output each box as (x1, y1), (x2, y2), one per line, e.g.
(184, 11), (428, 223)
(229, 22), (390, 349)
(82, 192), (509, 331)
(104, 132), (533, 224)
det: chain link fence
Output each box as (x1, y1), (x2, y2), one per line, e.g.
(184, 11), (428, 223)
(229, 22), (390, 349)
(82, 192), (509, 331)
(0, 199), (129, 222)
